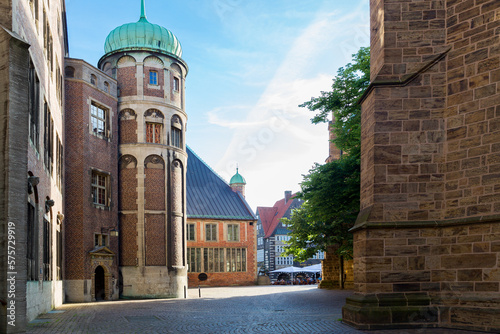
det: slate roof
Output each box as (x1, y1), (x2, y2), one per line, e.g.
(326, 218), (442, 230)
(257, 194), (301, 238)
(186, 146), (256, 220)
(274, 227), (290, 235)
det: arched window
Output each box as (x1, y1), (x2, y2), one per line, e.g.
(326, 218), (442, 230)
(144, 109), (164, 144)
(171, 115), (182, 148)
(90, 74), (97, 86)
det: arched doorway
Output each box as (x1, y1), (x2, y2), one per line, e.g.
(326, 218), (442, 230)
(94, 266), (105, 301)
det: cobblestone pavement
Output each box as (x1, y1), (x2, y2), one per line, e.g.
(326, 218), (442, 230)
(27, 286), (484, 334)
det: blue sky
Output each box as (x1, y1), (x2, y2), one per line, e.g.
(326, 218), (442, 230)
(66, 0), (369, 210)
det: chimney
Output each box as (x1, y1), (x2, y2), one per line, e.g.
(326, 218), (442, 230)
(284, 191), (292, 204)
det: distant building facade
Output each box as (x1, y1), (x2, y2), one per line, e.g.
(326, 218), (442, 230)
(256, 191), (324, 280)
(186, 148), (257, 287)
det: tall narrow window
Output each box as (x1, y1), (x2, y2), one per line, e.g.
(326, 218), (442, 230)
(173, 77), (180, 91)
(226, 248), (247, 272)
(227, 224), (239, 241)
(187, 248), (202, 273)
(43, 219), (51, 281)
(205, 224), (217, 241)
(91, 103), (107, 137)
(146, 123), (162, 144)
(149, 71), (158, 85)
(187, 223), (196, 241)
(91, 171), (108, 206)
(27, 203), (38, 281)
(43, 102), (53, 173)
(171, 115), (182, 148)
(56, 61), (62, 104)
(94, 234), (108, 247)
(29, 61), (40, 149)
(90, 74), (97, 86)
(56, 134), (63, 189)
(56, 229), (62, 280)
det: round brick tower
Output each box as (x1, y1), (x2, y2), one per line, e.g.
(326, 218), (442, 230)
(98, 0), (188, 298)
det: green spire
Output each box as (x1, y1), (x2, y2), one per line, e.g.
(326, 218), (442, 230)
(139, 0), (147, 22)
(230, 167), (246, 185)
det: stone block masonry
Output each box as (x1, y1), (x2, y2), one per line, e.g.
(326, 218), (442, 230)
(343, 0), (500, 331)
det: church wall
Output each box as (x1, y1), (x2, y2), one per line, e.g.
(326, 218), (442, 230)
(344, 0), (500, 331)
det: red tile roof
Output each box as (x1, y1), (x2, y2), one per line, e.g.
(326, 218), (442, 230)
(257, 193), (298, 238)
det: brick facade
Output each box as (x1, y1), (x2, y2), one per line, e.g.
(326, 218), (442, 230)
(187, 219), (257, 287)
(119, 117), (137, 144)
(64, 58), (119, 302)
(117, 66), (137, 97)
(119, 214), (138, 266)
(145, 214), (166, 266)
(343, 0), (500, 331)
(144, 166), (165, 210)
(143, 65), (165, 98)
(99, 43), (189, 298)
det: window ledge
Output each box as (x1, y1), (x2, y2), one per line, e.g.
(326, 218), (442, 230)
(92, 204), (110, 211)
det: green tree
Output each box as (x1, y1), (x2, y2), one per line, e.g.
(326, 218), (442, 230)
(283, 47), (369, 261)
(300, 46), (369, 156)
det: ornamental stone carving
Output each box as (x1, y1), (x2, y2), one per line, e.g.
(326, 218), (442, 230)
(119, 155), (137, 169)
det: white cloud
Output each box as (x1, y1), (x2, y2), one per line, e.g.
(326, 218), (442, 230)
(213, 3), (369, 209)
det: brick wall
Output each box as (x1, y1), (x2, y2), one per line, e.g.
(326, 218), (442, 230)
(119, 119), (137, 144)
(117, 66), (137, 97)
(120, 214), (138, 266)
(119, 167), (137, 211)
(145, 167), (165, 210)
(65, 59), (119, 282)
(145, 214), (166, 266)
(64, 79), (85, 280)
(187, 219), (257, 287)
(143, 65), (164, 98)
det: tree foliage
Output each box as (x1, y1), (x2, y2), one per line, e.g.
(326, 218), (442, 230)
(300, 46), (370, 156)
(283, 47), (369, 261)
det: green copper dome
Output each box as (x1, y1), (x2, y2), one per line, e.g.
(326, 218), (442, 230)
(230, 168), (246, 185)
(103, 0), (182, 58)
